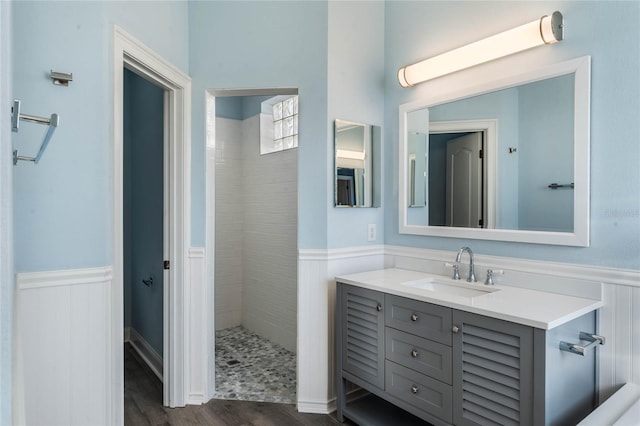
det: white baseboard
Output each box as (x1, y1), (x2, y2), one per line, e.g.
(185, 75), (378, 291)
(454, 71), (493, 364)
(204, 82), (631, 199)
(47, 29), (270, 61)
(188, 393), (205, 405)
(297, 399), (335, 415)
(128, 327), (163, 382)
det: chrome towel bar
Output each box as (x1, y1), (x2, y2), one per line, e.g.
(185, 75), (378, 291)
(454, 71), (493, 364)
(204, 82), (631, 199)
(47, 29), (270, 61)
(559, 332), (605, 356)
(548, 182), (574, 189)
(11, 99), (59, 165)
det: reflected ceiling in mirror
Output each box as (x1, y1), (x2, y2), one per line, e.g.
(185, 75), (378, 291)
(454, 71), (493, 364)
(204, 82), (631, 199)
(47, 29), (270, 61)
(398, 56), (591, 246)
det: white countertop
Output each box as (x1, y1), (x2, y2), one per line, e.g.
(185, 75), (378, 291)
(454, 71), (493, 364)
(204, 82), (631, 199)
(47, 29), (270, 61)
(335, 268), (602, 330)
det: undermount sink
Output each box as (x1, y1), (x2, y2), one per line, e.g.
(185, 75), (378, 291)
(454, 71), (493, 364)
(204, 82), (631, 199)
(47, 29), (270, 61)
(401, 278), (499, 298)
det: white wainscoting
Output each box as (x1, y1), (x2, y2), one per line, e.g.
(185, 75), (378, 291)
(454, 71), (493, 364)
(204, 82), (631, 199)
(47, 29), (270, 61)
(14, 250), (209, 426)
(297, 246), (385, 414)
(15, 267), (112, 426)
(297, 245), (640, 413)
(188, 247), (208, 405)
(600, 283), (640, 402)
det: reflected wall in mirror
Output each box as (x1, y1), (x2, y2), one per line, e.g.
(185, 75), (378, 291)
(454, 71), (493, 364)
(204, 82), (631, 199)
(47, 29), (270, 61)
(335, 119), (380, 207)
(399, 56), (591, 246)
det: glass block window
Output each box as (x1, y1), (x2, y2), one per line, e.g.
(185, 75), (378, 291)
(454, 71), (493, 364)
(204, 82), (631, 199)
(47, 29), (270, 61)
(272, 96), (298, 152)
(260, 95), (299, 155)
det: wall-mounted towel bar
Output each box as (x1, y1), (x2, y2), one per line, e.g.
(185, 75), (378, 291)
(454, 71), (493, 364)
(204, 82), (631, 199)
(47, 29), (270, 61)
(11, 99), (59, 165)
(560, 332), (605, 356)
(548, 182), (574, 189)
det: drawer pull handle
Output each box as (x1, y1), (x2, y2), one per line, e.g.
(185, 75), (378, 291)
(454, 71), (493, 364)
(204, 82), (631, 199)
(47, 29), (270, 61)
(452, 325), (460, 333)
(411, 349), (419, 358)
(411, 385), (419, 394)
(410, 313), (419, 322)
(376, 304), (383, 312)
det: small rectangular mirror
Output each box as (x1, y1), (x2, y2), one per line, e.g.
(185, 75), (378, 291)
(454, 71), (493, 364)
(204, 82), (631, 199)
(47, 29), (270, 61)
(334, 119), (380, 208)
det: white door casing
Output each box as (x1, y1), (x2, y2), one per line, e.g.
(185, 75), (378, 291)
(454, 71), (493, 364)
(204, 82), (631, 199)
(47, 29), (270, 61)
(113, 25), (192, 423)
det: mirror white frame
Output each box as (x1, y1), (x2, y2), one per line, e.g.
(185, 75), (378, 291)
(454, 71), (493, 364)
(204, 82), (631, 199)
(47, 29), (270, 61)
(398, 56), (591, 246)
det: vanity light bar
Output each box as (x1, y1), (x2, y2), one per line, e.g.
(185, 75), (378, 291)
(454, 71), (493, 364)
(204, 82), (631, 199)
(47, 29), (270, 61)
(398, 11), (563, 88)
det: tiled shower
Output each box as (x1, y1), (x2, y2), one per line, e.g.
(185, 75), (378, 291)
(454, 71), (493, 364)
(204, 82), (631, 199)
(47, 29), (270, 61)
(214, 95), (298, 403)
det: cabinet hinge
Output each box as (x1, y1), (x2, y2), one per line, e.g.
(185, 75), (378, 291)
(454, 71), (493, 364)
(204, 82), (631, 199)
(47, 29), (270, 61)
(164, 260), (170, 270)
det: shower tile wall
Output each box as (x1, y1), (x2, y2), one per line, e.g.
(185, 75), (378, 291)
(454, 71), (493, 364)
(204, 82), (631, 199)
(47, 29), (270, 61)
(241, 115), (297, 353)
(215, 117), (244, 330)
(215, 112), (297, 352)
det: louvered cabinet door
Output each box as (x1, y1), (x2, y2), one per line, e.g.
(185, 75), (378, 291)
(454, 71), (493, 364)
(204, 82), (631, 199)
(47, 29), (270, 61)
(341, 284), (385, 389)
(452, 310), (534, 426)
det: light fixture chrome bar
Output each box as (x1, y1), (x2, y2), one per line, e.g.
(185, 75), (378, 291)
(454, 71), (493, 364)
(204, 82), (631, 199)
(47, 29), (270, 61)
(398, 11), (564, 87)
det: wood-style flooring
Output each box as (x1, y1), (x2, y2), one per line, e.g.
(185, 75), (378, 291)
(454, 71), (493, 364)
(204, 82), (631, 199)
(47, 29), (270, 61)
(124, 343), (353, 425)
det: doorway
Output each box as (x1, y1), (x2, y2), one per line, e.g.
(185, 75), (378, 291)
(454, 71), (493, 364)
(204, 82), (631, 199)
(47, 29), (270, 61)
(123, 68), (166, 390)
(428, 119), (497, 229)
(428, 131), (484, 228)
(113, 26), (193, 422)
(208, 90), (299, 404)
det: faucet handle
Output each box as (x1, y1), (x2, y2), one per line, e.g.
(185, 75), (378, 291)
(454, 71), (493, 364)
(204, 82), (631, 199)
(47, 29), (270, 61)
(445, 262), (461, 280)
(484, 269), (504, 285)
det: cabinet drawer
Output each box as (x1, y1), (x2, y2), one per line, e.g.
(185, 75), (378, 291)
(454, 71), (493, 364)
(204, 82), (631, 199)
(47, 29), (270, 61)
(386, 327), (452, 385)
(385, 294), (452, 345)
(385, 360), (452, 423)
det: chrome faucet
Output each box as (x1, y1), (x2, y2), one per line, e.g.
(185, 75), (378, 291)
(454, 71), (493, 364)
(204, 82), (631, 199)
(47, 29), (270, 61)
(455, 246), (476, 282)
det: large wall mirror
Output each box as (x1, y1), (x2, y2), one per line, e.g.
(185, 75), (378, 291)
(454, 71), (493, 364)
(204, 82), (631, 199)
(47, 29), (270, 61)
(335, 119), (381, 208)
(399, 56), (591, 246)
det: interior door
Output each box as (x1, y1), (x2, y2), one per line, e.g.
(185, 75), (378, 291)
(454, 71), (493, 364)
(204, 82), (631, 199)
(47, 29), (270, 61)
(445, 133), (483, 227)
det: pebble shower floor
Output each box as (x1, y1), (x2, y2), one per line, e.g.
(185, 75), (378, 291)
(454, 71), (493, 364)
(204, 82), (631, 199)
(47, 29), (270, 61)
(214, 326), (296, 404)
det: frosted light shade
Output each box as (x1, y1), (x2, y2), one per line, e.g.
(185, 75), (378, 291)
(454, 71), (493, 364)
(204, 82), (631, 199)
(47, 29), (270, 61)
(398, 11), (563, 87)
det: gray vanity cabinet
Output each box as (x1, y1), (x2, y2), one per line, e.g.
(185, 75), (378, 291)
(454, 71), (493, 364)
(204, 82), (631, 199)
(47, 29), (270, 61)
(340, 284), (385, 390)
(452, 310), (534, 426)
(336, 282), (597, 426)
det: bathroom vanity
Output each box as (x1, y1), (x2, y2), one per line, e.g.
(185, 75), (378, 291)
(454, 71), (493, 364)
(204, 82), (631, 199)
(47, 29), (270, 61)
(335, 268), (603, 426)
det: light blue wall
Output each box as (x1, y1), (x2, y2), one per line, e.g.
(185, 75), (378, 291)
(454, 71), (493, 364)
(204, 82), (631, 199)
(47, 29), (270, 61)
(384, 1), (640, 269)
(189, 1), (329, 249)
(327, 1), (385, 247)
(0, 1), (13, 422)
(518, 74), (574, 232)
(12, 1), (189, 273)
(216, 95), (277, 121)
(242, 95), (273, 119)
(215, 97), (243, 120)
(123, 70), (164, 356)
